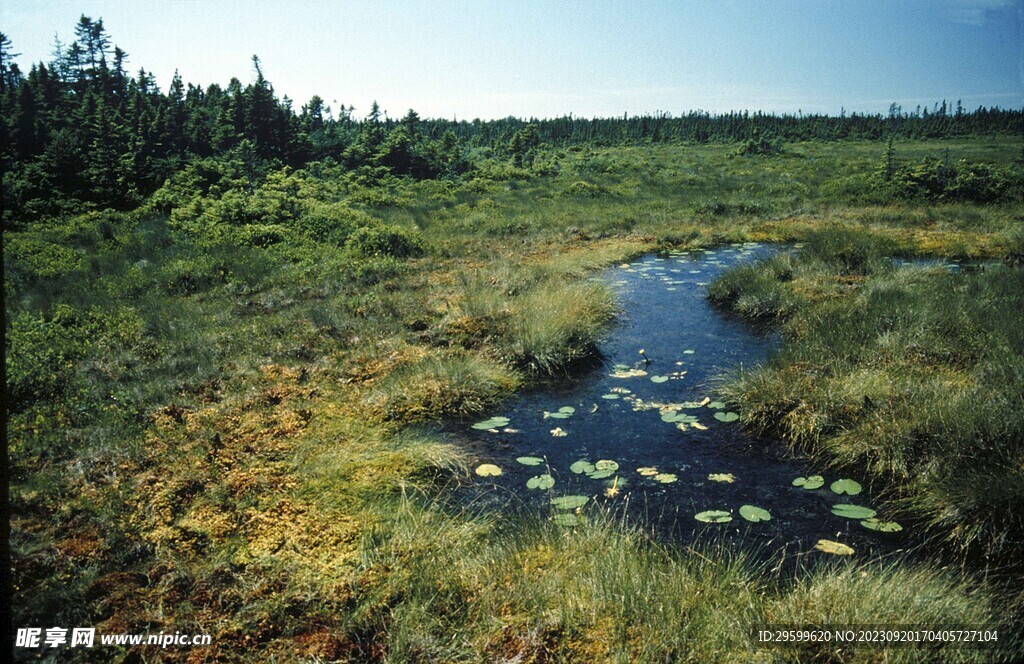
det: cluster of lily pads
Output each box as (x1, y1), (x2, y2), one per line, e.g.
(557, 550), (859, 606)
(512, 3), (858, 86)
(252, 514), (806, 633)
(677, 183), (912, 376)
(470, 416), (514, 433)
(619, 244), (766, 292)
(790, 473), (903, 553)
(474, 453), (902, 550)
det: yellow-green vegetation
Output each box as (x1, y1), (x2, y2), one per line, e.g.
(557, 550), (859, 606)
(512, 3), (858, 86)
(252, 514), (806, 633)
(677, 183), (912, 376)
(710, 228), (1024, 559)
(8, 138), (1024, 660)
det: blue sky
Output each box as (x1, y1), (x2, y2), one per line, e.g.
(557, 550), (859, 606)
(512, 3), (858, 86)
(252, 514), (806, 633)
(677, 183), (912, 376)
(2, 0), (1021, 120)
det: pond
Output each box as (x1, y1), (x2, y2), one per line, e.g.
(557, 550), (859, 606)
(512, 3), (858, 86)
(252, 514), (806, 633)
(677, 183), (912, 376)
(458, 244), (905, 558)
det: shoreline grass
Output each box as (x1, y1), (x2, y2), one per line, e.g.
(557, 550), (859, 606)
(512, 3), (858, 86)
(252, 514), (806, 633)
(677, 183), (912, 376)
(709, 229), (1024, 562)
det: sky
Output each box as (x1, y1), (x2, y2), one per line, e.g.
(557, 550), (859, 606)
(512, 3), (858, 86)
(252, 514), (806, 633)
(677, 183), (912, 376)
(2, 0), (1021, 121)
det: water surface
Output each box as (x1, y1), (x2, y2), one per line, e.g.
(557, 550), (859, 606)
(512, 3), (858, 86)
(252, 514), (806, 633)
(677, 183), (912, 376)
(459, 244), (904, 557)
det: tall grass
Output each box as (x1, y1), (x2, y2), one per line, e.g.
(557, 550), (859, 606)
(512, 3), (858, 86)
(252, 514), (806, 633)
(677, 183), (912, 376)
(713, 229), (1024, 558)
(345, 495), (1014, 662)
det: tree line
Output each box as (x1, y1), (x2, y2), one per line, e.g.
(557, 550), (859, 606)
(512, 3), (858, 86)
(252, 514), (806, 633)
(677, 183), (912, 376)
(2, 17), (1021, 220)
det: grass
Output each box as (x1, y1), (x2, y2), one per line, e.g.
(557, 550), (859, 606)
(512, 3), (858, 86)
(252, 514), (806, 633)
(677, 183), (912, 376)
(710, 228), (1024, 559)
(7, 138), (1024, 660)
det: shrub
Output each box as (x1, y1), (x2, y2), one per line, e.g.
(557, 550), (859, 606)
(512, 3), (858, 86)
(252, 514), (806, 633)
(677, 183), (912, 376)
(6, 305), (143, 412)
(733, 130), (783, 156)
(294, 204), (377, 246)
(346, 225), (426, 259)
(879, 157), (1022, 203)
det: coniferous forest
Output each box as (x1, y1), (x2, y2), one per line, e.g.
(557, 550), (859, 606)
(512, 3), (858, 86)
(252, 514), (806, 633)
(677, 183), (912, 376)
(5, 17), (1024, 662)
(3, 18), (1022, 221)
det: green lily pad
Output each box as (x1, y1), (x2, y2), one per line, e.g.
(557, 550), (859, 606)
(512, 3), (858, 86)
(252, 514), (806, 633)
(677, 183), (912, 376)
(570, 460), (596, 475)
(474, 463), (502, 477)
(739, 505), (771, 522)
(707, 401), (726, 409)
(552, 512), (581, 527)
(586, 469), (616, 480)
(830, 479), (862, 496)
(516, 456), (545, 466)
(526, 474), (556, 490)
(637, 467), (659, 476)
(551, 495), (590, 510)
(650, 375), (669, 383)
(683, 349), (696, 354)
(695, 510), (732, 523)
(714, 412), (740, 423)
(559, 406), (576, 415)
(653, 473), (678, 483)
(471, 416), (510, 430)
(832, 504), (877, 519)
(861, 518), (903, 532)
(594, 460), (619, 472)
(601, 394), (620, 400)
(546, 411), (571, 419)
(815, 539), (854, 555)
(708, 473), (736, 483)
(792, 475), (824, 490)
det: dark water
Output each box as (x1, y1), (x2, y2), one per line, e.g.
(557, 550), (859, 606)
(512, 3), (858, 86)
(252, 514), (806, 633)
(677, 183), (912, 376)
(456, 244), (906, 559)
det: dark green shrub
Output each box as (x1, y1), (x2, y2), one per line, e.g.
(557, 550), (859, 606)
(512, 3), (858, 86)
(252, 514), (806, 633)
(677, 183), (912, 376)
(733, 130), (783, 156)
(879, 157), (1021, 203)
(6, 305), (142, 413)
(294, 204), (376, 245)
(346, 225), (426, 259)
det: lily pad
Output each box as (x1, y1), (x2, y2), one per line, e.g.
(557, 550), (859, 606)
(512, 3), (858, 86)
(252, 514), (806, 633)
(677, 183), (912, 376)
(551, 495), (590, 510)
(594, 460), (619, 472)
(526, 474), (556, 490)
(683, 349), (696, 354)
(601, 394), (621, 400)
(861, 518), (903, 532)
(831, 504), (877, 520)
(475, 463), (502, 477)
(792, 475), (825, 490)
(830, 479), (862, 496)
(691, 421), (708, 431)
(471, 416), (510, 430)
(707, 401), (726, 409)
(653, 473), (678, 483)
(636, 467), (659, 476)
(516, 456), (545, 466)
(587, 469), (616, 480)
(610, 368), (647, 379)
(552, 513), (581, 527)
(570, 460), (596, 475)
(815, 539), (854, 555)
(546, 405), (577, 419)
(650, 375), (669, 383)
(739, 505), (771, 522)
(708, 473), (736, 483)
(714, 412), (740, 423)
(695, 510), (732, 523)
